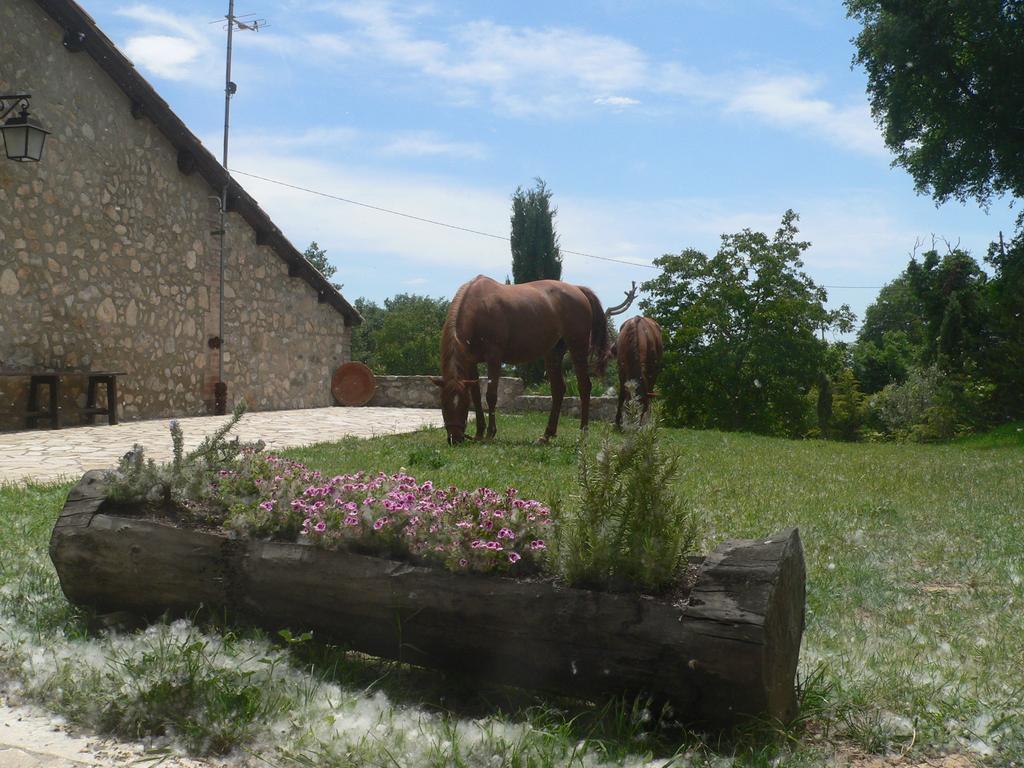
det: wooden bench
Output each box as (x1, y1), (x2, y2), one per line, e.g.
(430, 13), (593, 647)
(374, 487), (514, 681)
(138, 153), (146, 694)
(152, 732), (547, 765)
(0, 370), (126, 429)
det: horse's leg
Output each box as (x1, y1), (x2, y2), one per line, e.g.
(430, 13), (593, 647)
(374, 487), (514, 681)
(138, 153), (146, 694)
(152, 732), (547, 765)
(615, 383), (627, 429)
(637, 378), (650, 424)
(541, 350), (567, 442)
(569, 346), (592, 432)
(470, 375), (485, 439)
(485, 360), (501, 439)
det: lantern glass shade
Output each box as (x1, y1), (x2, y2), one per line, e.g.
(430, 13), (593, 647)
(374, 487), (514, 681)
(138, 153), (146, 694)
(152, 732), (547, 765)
(1, 114), (49, 162)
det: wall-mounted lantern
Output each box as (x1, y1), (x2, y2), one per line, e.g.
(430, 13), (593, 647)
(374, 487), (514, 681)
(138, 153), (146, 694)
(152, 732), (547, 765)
(0, 94), (49, 162)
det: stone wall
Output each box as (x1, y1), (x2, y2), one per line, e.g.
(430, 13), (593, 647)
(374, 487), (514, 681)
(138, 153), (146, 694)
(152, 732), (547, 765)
(0, 0), (351, 431)
(367, 376), (524, 409)
(358, 375), (617, 421)
(512, 394), (619, 423)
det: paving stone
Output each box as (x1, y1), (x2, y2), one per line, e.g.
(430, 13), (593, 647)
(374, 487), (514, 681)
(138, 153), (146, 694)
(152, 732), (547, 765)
(0, 407), (443, 485)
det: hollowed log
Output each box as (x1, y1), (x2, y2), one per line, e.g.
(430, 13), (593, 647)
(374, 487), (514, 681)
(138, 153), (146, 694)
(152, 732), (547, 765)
(49, 471), (805, 726)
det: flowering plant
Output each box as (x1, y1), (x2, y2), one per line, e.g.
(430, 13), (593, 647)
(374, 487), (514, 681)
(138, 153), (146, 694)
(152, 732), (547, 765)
(106, 412), (553, 577)
(212, 457), (552, 576)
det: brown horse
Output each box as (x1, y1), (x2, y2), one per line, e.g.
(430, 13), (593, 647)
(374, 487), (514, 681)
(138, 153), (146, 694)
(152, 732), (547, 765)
(435, 275), (609, 444)
(613, 315), (664, 427)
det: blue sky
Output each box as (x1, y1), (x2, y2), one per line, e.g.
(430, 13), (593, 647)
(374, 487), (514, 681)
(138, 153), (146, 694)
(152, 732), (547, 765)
(83, 0), (1016, 332)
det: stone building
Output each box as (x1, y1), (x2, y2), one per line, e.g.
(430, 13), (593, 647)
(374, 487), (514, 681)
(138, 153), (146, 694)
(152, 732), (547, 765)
(0, 0), (360, 431)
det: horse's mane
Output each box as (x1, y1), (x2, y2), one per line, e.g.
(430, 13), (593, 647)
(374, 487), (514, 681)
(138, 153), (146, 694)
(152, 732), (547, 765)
(440, 278), (473, 383)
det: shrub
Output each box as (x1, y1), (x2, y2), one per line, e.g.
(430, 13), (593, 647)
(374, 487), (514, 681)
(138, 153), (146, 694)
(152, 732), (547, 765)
(867, 365), (994, 441)
(556, 402), (697, 593)
(829, 368), (868, 441)
(104, 401), (263, 517)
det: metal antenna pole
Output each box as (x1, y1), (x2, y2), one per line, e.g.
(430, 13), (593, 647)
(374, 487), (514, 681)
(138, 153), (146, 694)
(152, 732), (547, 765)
(214, 0), (265, 414)
(213, 0), (236, 413)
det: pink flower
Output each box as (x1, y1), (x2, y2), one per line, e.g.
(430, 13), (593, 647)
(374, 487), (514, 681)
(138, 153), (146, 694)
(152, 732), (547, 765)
(497, 527), (515, 539)
(344, 514), (359, 526)
(508, 552), (521, 564)
(459, 558), (469, 568)
(530, 540), (546, 550)
(258, 500), (275, 512)
(373, 516), (389, 530)
(471, 540), (485, 549)
(314, 521), (327, 533)
(485, 541), (503, 551)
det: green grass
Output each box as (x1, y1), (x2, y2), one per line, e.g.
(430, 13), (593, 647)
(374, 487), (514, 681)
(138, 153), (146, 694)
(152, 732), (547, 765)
(955, 421), (1024, 449)
(1, 414), (1022, 766)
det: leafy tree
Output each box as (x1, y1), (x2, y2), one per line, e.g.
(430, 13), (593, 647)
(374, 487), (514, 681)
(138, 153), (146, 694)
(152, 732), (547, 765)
(375, 294), (450, 376)
(303, 241), (342, 290)
(856, 273), (925, 349)
(852, 272), (927, 392)
(905, 247), (989, 372)
(846, 1), (1024, 206)
(984, 231), (1024, 419)
(641, 210), (853, 436)
(853, 330), (920, 394)
(511, 178), (562, 284)
(350, 298), (385, 370)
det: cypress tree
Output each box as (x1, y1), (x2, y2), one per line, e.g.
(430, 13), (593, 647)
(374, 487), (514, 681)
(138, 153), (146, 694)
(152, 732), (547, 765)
(511, 179), (562, 284)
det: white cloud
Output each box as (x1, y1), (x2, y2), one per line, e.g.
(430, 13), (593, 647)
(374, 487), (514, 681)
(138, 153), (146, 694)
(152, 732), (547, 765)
(724, 74), (885, 156)
(111, 1), (885, 156)
(122, 34), (204, 80)
(594, 96), (641, 108)
(230, 126), (361, 154)
(380, 132), (487, 159)
(323, 4), (650, 117)
(317, 2), (883, 153)
(115, 4), (218, 84)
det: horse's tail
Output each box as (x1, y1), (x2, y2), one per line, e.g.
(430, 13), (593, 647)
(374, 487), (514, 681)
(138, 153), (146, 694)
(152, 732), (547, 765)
(579, 286), (610, 376)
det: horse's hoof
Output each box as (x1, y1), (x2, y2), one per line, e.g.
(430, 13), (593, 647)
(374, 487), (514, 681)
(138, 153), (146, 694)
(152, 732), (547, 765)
(534, 436), (551, 446)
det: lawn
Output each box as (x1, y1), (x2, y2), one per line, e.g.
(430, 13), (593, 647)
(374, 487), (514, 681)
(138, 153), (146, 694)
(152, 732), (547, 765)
(1, 413), (1021, 766)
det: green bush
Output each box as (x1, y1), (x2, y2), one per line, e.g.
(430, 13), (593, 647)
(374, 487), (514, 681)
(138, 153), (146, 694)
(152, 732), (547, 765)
(104, 401), (262, 522)
(556, 402), (698, 593)
(867, 365), (994, 441)
(830, 368), (868, 441)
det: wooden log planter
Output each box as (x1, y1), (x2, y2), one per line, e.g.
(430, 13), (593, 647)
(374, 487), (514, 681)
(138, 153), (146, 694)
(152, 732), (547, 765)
(49, 471), (806, 727)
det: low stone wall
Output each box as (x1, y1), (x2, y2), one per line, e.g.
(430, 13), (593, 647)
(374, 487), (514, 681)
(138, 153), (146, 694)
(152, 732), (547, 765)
(514, 394), (618, 422)
(366, 376), (524, 409)
(359, 375), (617, 421)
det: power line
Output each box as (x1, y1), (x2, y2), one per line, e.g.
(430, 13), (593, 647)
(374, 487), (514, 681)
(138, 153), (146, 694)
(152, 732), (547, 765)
(228, 167), (884, 289)
(229, 168), (660, 269)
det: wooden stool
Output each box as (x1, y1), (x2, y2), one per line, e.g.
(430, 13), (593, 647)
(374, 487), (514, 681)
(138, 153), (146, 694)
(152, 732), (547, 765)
(27, 374), (61, 429)
(84, 373), (119, 425)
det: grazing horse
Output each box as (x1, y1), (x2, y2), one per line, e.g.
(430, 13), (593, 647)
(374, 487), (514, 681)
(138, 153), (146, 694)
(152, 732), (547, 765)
(613, 316), (664, 427)
(435, 275), (609, 445)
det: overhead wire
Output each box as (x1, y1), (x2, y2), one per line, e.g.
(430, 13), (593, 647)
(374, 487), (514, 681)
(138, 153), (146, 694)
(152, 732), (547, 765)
(228, 167), (883, 290)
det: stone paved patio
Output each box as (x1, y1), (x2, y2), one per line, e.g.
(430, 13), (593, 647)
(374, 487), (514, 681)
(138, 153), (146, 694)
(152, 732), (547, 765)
(0, 407), (443, 485)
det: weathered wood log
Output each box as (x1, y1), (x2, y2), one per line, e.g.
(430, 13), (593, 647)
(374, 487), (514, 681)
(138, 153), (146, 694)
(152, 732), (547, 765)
(50, 471), (805, 726)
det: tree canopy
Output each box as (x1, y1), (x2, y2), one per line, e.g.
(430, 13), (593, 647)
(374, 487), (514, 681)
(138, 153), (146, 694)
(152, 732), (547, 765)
(350, 294), (449, 376)
(846, 0), (1024, 205)
(641, 211), (853, 436)
(302, 241), (342, 290)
